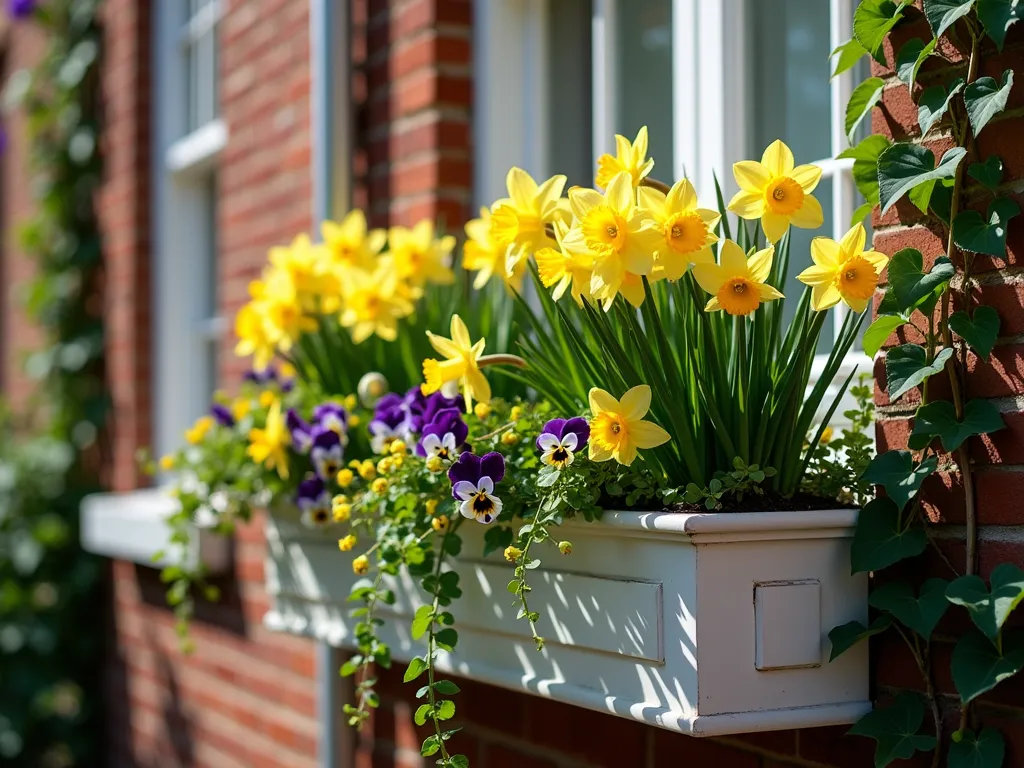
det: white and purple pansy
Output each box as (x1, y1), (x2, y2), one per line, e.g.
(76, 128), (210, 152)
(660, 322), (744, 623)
(297, 476), (332, 528)
(310, 427), (344, 479)
(448, 451), (505, 524)
(313, 401), (349, 438)
(368, 397), (406, 454)
(286, 408), (315, 454)
(536, 417), (590, 469)
(416, 408), (468, 461)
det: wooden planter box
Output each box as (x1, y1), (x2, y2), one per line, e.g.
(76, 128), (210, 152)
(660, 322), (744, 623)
(264, 507), (869, 736)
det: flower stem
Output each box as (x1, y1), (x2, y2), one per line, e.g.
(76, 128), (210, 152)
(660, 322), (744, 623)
(425, 518), (459, 764)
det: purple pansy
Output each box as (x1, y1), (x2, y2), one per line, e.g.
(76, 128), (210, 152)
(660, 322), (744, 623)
(536, 417), (590, 469)
(244, 364), (294, 392)
(310, 427), (344, 480)
(286, 409), (315, 454)
(296, 476), (332, 528)
(211, 403), (235, 428)
(448, 451), (505, 524)
(8, 0), (35, 19)
(369, 396), (407, 453)
(419, 391), (465, 426)
(313, 401), (348, 437)
(416, 408), (468, 459)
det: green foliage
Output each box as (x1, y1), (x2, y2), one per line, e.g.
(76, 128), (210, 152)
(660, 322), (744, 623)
(854, 0), (912, 64)
(975, 0), (1023, 49)
(683, 457), (776, 511)
(949, 306), (1000, 359)
(863, 315), (905, 358)
(885, 345), (953, 401)
(850, 497), (927, 574)
(868, 578), (950, 638)
(908, 398), (1005, 452)
(948, 727), (1006, 768)
(895, 37), (936, 91)
(918, 78), (964, 136)
(968, 155), (1004, 191)
(952, 197), (1020, 257)
(950, 628), (1024, 704)
(877, 144), (966, 215)
(964, 70), (1014, 136)
(861, 451), (937, 511)
(847, 77), (886, 142)
(848, 692), (937, 767)
(924, 0), (977, 38)
(886, 249), (955, 312)
(945, 564), (1024, 641)
(829, 616), (893, 661)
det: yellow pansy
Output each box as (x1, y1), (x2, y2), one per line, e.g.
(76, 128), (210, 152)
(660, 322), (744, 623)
(728, 139), (824, 243)
(588, 385), (670, 466)
(562, 171), (662, 310)
(247, 399), (290, 479)
(321, 210), (386, 273)
(796, 223), (889, 313)
(535, 220), (594, 305)
(692, 240), (784, 316)
(637, 179), (719, 281)
(489, 167), (569, 256)
(595, 126), (655, 190)
(421, 314), (490, 412)
(340, 266), (414, 343)
(462, 207), (525, 291)
(385, 220), (455, 291)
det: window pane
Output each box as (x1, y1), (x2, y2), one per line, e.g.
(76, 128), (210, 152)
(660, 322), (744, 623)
(614, 0), (672, 171)
(547, 0), (593, 187)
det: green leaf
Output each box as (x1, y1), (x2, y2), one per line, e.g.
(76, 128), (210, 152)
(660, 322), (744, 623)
(869, 578), (950, 638)
(908, 178), (937, 214)
(909, 398), (1005, 452)
(829, 615), (894, 661)
(340, 658), (361, 677)
(404, 656), (428, 683)
(896, 37), (936, 90)
(862, 450), (939, 511)
(840, 134), (891, 205)
(953, 197), (1021, 257)
(951, 628), (1024, 704)
(946, 564), (1024, 641)
(450, 756), (471, 768)
(887, 248), (955, 311)
(949, 306), (1000, 359)
(878, 144), (967, 215)
(832, 38), (868, 78)
(855, 0), (912, 65)
(435, 627), (459, 650)
(411, 605), (434, 640)
(976, 0), (1024, 50)
(851, 497), (928, 574)
(966, 70), (1015, 137)
(948, 727), (1006, 768)
(436, 700), (456, 721)
(968, 155), (1004, 191)
(885, 344), (953, 401)
(433, 680), (461, 695)
(918, 79), (965, 136)
(864, 316), (906, 357)
(848, 691), (937, 767)
(414, 703), (432, 726)
(924, 0), (977, 39)
(847, 77), (886, 142)
(421, 735), (441, 757)
(852, 201), (876, 225)
(482, 525), (514, 557)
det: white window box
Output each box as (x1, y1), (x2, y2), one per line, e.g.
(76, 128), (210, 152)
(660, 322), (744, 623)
(80, 488), (231, 572)
(264, 507), (869, 736)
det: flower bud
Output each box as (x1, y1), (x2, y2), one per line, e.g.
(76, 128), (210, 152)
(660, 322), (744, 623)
(432, 515), (450, 532)
(558, 541), (572, 555)
(357, 372), (389, 408)
(474, 402), (491, 419)
(504, 545), (523, 563)
(352, 555), (370, 574)
(426, 456), (444, 473)
(501, 431), (520, 446)
(425, 499), (440, 516)
(338, 534), (357, 551)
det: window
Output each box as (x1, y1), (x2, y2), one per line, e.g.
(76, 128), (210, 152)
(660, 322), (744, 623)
(152, 0), (227, 461)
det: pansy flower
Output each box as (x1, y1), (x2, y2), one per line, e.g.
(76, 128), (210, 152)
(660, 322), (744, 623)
(448, 452), (505, 524)
(419, 391), (465, 427)
(417, 408), (469, 460)
(286, 408), (315, 454)
(297, 476), (332, 528)
(310, 428), (344, 480)
(211, 403), (235, 428)
(368, 399), (407, 454)
(536, 417), (590, 469)
(313, 401), (349, 437)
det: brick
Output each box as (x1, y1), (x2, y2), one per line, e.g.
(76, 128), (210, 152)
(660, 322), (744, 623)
(524, 694), (649, 767)
(483, 743), (558, 768)
(651, 729), (760, 767)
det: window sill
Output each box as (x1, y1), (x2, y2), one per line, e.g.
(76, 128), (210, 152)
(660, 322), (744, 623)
(165, 119), (228, 178)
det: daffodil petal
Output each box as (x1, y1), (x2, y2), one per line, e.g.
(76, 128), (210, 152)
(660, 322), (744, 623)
(615, 441), (638, 466)
(728, 189), (766, 219)
(733, 161), (771, 194)
(863, 249), (890, 271)
(633, 125), (649, 159)
(812, 283), (842, 311)
(619, 385), (652, 422)
(606, 172), (635, 217)
(507, 167), (538, 210)
(427, 331), (461, 359)
(761, 211), (791, 244)
(797, 263), (837, 286)
(719, 239), (748, 274)
(839, 222), (867, 256)
(589, 441), (613, 462)
(536, 174), (567, 210)
(636, 186), (668, 219)
(667, 178), (698, 212)
(450, 315), (471, 348)
(704, 296), (722, 312)
(691, 263), (725, 295)
(761, 140), (795, 176)
(747, 246), (775, 283)
(569, 188), (605, 220)
(790, 194), (824, 230)
(791, 163), (823, 193)
(811, 236), (842, 268)
(629, 420), (671, 450)
(844, 294), (872, 313)
(757, 283), (785, 301)
(588, 387), (620, 416)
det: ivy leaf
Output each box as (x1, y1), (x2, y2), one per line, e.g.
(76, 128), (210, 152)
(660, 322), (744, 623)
(869, 578), (950, 638)
(832, 38), (868, 78)
(851, 497), (928, 574)
(968, 155), (1004, 191)
(847, 77), (886, 142)
(852, 201), (876, 225)
(918, 79), (965, 136)
(829, 615), (893, 661)
(887, 249), (955, 311)
(976, 0), (1024, 50)
(861, 450), (938, 511)
(840, 134), (891, 205)
(953, 197), (1021, 257)
(896, 37), (936, 90)
(949, 306), (1000, 359)
(946, 564), (1024, 641)
(482, 525), (514, 557)
(909, 398), (1005, 452)
(924, 0), (978, 39)
(878, 144), (967, 215)
(908, 178), (937, 214)
(886, 344), (953, 401)
(965, 70), (1015, 136)
(948, 727), (1006, 768)
(951, 628), (1024, 704)
(848, 691), (937, 767)
(863, 315), (906, 357)
(855, 0), (913, 65)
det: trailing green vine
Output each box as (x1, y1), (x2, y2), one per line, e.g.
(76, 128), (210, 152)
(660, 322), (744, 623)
(829, 3), (1023, 766)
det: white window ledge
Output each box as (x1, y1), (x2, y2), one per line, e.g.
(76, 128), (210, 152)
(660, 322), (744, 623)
(165, 119), (228, 178)
(80, 487), (231, 572)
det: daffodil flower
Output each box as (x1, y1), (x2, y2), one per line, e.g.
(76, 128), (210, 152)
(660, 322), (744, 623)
(728, 139), (823, 243)
(595, 125), (655, 190)
(247, 399), (290, 479)
(421, 315), (491, 412)
(321, 210), (386, 273)
(234, 302), (276, 371)
(340, 266), (414, 343)
(462, 207), (526, 291)
(637, 179), (719, 281)
(534, 220), (594, 305)
(384, 220), (456, 292)
(796, 223), (889, 312)
(489, 168), (569, 256)
(588, 385), (670, 466)
(691, 240), (784, 316)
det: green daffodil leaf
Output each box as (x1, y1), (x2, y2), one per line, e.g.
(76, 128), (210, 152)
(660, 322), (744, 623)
(976, 0), (1024, 50)
(885, 344), (953, 402)
(951, 628), (1024, 704)
(896, 37), (936, 90)
(948, 727), (1006, 768)
(953, 197), (1021, 257)
(863, 315), (906, 358)
(869, 578), (950, 639)
(878, 144), (967, 215)
(924, 0), (977, 39)
(965, 70), (1015, 136)
(886, 248), (955, 311)
(968, 155), (1004, 191)
(851, 497), (927, 574)
(848, 691), (937, 767)
(946, 563), (1024, 641)
(909, 398), (1005, 452)
(847, 77), (886, 143)
(855, 0), (913, 65)
(918, 79), (964, 136)
(861, 450), (938, 511)
(949, 306), (1000, 359)
(829, 615), (893, 661)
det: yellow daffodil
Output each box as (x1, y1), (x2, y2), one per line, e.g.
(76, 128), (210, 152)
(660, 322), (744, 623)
(340, 266), (414, 343)
(535, 220), (594, 305)
(728, 139), (823, 243)
(796, 223), (889, 313)
(489, 167), (569, 256)
(462, 207), (525, 291)
(247, 399), (290, 479)
(321, 210), (386, 272)
(692, 240), (784, 316)
(637, 179), (719, 281)
(268, 234), (338, 311)
(595, 126), (655, 190)
(234, 302), (276, 370)
(421, 314), (490, 411)
(385, 220), (455, 292)
(185, 416), (214, 445)
(260, 269), (318, 352)
(588, 385), (670, 466)
(562, 171), (662, 310)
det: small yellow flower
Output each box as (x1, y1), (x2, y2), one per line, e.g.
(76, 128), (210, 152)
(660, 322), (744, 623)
(796, 223), (889, 313)
(510, 405), (523, 421)
(691, 240), (784, 317)
(474, 402), (492, 420)
(338, 534), (357, 552)
(333, 502), (352, 523)
(159, 455), (176, 471)
(588, 385), (671, 467)
(820, 426), (835, 444)
(352, 555), (370, 575)
(349, 414), (361, 428)
(426, 456), (444, 473)
(348, 459), (361, 469)
(558, 541), (573, 555)
(595, 126), (655, 190)
(432, 515), (450, 533)
(389, 439), (407, 456)
(259, 390), (275, 408)
(425, 499), (440, 516)
(247, 399), (290, 479)
(336, 468), (354, 488)
(391, 454), (404, 469)
(728, 139), (824, 244)
(231, 397), (252, 421)
(377, 457), (394, 475)
(422, 315), (491, 412)
(504, 545), (523, 563)
(371, 478), (389, 494)
(358, 460), (377, 480)
(501, 431), (520, 446)
(185, 416), (214, 445)
(344, 394), (358, 411)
